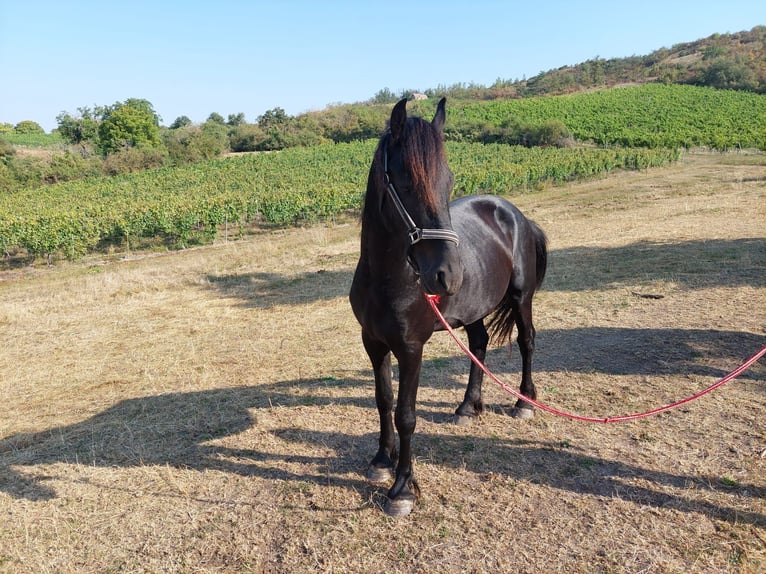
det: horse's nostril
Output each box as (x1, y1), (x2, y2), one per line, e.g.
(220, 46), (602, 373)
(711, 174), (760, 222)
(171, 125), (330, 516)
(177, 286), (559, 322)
(436, 268), (463, 296)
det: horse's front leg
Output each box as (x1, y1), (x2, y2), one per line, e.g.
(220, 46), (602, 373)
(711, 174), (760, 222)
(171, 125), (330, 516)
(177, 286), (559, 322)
(386, 343), (424, 517)
(362, 332), (396, 483)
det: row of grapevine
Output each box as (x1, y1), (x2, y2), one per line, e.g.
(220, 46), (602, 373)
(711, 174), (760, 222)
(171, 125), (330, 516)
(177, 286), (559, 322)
(449, 144), (679, 196)
(1, 142), (679, 261)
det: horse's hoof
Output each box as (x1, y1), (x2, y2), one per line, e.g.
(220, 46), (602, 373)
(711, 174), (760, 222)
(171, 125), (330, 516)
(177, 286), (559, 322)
(453, 414), (475, 426)
(366, 465), (394, 484)
(511, 406), (535, 420)
(385, 496), (415, 518)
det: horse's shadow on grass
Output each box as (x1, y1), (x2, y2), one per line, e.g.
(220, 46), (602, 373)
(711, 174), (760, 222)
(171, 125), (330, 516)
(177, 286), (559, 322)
(2, 357), (764, 526)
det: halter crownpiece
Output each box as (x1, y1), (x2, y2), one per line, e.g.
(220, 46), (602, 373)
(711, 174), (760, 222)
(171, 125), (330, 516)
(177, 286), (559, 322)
(382, 149), (460, 247)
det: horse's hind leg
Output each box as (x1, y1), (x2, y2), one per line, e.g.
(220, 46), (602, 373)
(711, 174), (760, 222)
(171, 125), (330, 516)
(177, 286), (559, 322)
(454, 320), (489, 425)
(511, 296), (537, 419)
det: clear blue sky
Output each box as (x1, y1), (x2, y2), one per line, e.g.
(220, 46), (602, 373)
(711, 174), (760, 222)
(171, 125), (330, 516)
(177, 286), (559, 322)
(1, 1), (763, 132)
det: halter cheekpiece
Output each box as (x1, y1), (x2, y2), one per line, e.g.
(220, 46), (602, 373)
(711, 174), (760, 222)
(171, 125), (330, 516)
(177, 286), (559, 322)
(382, 148), (460, 247)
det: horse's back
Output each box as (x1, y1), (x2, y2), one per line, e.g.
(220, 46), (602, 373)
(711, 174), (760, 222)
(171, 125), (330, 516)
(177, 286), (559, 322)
(444, 194), (546, 321)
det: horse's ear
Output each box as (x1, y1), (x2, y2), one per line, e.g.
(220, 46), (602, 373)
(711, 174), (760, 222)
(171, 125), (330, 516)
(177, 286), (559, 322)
(390, 98), (408, 141)
(432, 97), (447, 134)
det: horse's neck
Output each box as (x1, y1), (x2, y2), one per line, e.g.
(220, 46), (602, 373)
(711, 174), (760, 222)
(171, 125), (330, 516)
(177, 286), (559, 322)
(359, 212), (411, 283)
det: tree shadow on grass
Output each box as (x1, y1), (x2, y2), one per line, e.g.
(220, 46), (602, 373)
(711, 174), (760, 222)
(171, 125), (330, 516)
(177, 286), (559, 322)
(205, 269), (352, 308)
(528, 327), (765, 381)
(546, 238), (765, 292)
(1, 361), (764, 526)
(417, 433), (766, 526)
(421, 326), (765, 401)
(3, 322), (763, 503)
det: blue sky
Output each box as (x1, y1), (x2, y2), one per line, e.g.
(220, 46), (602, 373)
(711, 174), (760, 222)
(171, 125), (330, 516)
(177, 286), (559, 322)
(1, 1), (763, 132)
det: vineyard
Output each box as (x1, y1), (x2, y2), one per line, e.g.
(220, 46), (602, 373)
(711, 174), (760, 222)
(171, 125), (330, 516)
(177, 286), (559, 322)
(1, 131), (64, 148)
(3, 83), (764, 263)
(446, 84), (766, 150)
(0, 143), (679, 262)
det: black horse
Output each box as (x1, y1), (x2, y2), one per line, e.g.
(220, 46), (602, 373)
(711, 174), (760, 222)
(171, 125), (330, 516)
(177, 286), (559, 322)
(349, 98), (547, 517)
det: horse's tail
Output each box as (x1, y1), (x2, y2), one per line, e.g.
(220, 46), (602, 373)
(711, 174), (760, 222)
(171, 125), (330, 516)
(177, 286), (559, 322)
(487, 219), (548, 345)
(531, 219), (548, 290)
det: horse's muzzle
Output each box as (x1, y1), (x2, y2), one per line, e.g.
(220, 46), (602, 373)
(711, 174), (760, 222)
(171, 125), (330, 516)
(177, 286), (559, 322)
(419, 258), (463, 297)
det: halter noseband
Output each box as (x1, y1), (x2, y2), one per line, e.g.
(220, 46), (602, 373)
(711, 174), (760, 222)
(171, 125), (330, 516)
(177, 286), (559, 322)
(382, 149), (460, 247)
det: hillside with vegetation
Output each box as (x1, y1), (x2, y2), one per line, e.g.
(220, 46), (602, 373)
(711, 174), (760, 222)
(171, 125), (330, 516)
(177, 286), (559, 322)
(1, 27), (765, 263)
(415, 25), (766, 100)
(527, 26), (766, 95)
(1, 28), (763, 174)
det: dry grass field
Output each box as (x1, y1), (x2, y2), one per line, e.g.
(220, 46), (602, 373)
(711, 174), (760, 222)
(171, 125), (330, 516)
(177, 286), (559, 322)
(1, 152), (764, 573)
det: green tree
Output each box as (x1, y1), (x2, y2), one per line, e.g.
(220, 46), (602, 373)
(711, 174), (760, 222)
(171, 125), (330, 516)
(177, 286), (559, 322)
(207, 112), (225, 124)
(371, 88), (398, 104)
(98, 99), (161, 155)
(227, 113), (246, 126)
(703, 45), (726, 60)
(258, 107), (289, 128)
(122, 98), (161, 124)
(14, 121), (45, 134)
(56, 107), (102, 144)
(169, 115), (192, 129)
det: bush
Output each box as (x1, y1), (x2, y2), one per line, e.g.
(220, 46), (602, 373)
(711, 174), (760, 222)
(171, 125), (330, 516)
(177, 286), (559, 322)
(535, 120), (574, 147)
(0, 137), (15, 159)
(0, 162), (15, 193)
(162, 123), (230, 164)
(1, 155), (45, 190)
(697, 58), (757, 91)
(229, 124), (267, 152)
(43, 151), (101, 183)
(478, 119), (573, 147)
(102, 146), (168, 175)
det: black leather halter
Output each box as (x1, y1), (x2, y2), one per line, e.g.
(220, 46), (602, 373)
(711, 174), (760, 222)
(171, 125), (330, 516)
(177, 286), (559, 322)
(382, 149), (460, 247)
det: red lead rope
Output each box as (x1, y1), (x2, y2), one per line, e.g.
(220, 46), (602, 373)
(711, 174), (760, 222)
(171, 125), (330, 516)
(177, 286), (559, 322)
(425, 294), (766, 423)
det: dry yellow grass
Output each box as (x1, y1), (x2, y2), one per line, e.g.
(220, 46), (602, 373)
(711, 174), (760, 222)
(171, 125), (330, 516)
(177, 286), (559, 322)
(0, 152), (764, 573)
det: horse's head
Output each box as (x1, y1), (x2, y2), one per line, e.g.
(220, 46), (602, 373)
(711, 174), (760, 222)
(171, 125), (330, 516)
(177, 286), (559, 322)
(374, 97), (464, 296)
